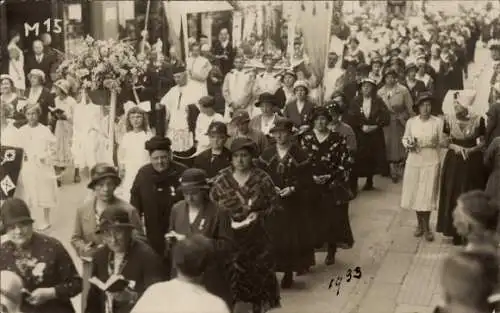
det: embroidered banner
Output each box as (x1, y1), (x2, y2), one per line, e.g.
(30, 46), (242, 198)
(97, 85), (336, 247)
(0, 146), (24, 199)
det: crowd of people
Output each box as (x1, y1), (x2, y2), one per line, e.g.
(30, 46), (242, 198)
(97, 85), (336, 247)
(1, 3), (500, 313)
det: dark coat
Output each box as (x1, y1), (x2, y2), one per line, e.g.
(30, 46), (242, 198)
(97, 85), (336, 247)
(211, 41), (236, 76)
(486, 101), (500, 145)
(283, 99), (315, 127)
(406, 79), (427, 103)
(168, 200), (233, 305)
(345, 95), (390, 177)
(85, 239), (164, 313)
(193, 147), (232, 180)
(24, 86), (54, 126)
(24, 53), (56, 87)
(130, 162), (187, 257)
(258, 144), (315, 271)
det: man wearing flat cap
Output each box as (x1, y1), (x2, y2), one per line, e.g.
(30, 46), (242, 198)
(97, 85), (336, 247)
(159, 66), (203, 152)
(130, 136), (187, 276)
(194, 121), (232, 181)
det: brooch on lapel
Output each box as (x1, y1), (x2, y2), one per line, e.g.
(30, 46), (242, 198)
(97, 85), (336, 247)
(170, 186), (176, 196)
(199, 219), (206, 230)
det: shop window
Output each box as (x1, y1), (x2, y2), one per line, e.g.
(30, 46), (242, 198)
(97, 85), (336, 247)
(64, 2), (86, 55)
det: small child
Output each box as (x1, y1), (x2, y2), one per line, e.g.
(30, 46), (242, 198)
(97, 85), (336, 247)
(195, 96), (224, 154)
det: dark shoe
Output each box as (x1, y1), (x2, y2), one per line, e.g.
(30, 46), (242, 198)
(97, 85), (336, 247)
(424, 231), (434, 242)
(452, 236), (464, 246)
(362, 184), (374, 191)
(280, 272), (293, 289)
(325, 252), (335, 266)
(57, 179), (62, 188)
(414, 213), (423, 237)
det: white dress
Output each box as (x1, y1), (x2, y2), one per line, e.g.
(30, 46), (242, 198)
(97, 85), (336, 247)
(186, 56), (211, 98)
(400, 116), (444, 212)
(72, 99), (97, 169)
(53, 96), (76, 167)
(115, 130), (152, 202)
(195, 113), (224, 154)
(0, 122), (20, 147)
(15, 124), (58, 227)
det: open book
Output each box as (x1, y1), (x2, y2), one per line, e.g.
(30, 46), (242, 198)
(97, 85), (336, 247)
(48, 107), (65, 115)
(89, 274), (129, 292)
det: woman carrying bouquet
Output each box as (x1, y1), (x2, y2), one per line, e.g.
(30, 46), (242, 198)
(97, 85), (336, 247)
(210, 138), (281, 313)
(401, 93), (446, 242)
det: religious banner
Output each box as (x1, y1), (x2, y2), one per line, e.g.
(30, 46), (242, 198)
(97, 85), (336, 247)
(0, 146), (24, 199)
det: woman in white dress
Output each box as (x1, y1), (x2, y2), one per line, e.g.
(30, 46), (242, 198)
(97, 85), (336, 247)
(401, 93), (446, 242)
(116, 106), (152, 202)
(51, 79), (76, 186)
(15, 102), (58, 230)
(186, 42), (211, 99)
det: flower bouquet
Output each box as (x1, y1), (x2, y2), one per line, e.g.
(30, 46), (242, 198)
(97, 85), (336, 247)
(402, 136), (418, 152)
(56, 35), (147, 103)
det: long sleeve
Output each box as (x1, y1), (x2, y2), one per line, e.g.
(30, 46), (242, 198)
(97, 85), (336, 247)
(402, 119), (413, 148)
(70, 208), (87, 256)
(130, 172), (143, 216)
(486, 106), (498, 144)
(53, 240), (83, 299)
(211, 210), (233, 253)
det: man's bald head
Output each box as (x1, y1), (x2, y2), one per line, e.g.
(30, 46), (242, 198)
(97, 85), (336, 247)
(32, 40), (44, 54)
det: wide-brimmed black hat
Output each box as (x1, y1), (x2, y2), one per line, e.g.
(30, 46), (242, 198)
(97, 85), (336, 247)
(145, 136), (172, 152)
(206, 121), (228, 137)
(0, 198), (34, 227)
(87, 163), (121, 189)
(229, 137), (257, 155)
(310, 106), (332, 122)
(231, 110), (250, 124)
(95, 206), (134, 234)
(405, 62), (418, 73)
(255, 92), (277, 107)
(178, 168), (210, 192)
(269, 118), (294, 133)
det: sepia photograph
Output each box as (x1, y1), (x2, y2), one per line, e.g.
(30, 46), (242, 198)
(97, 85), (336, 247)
(0, 0), (500, 312)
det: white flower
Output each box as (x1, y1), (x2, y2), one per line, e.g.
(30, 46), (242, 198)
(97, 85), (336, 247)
(32, 262), (46, 278)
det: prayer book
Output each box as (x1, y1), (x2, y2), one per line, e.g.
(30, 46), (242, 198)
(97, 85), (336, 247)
(89, 274), (129, 292)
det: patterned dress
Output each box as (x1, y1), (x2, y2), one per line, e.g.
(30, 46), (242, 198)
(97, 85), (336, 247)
(300, 130), (353, 247)
(210, 167), (281, 309)
(0, 233), (82, 313)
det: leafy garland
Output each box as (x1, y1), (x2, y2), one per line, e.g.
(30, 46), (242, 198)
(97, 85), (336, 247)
(56, 35), (147, 93)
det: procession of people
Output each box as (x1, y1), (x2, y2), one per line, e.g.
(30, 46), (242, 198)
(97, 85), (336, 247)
(1, 2), (500, 313)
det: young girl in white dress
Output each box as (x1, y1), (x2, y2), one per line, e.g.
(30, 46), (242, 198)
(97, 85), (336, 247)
(15, 103), (58, 230)
(52, 79), (76, 186)
(116, 106), (152, 202)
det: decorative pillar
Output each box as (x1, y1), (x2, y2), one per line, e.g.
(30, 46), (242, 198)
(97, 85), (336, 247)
(232, 11), (242, 48)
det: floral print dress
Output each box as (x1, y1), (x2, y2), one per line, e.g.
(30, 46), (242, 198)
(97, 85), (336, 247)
(0, 233), (82, 313)
(210, 167), (281, 310)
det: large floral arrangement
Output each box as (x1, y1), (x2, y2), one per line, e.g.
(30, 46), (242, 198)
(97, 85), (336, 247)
(56, 35), (147, 93)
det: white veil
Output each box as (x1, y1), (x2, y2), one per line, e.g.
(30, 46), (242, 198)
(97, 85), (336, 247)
(441, 90), (478, 117)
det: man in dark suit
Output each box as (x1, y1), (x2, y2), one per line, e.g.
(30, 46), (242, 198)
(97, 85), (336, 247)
(24, 40), (55, 87)
(211, 28), (235, 76)
(193, 122), (231, 182)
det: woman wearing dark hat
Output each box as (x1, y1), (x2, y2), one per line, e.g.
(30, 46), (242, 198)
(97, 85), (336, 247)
(258, 118), (314, 288)
(300, 107), (353, 265)
(25, 69), (54, 127)
(250, 93), (280, 139)
(283, 80), (315, 129)
(85, 206), (163, 313)
(369, 56), (384, 86)
(210, 137), (281, 313)
(346, 77), (390, 190)
(400, 93), (446, 241)
(404, 63), (427, 102)
(130, 136), (187, 263)
(71, 163), (144, 312)
(193, 121), (232, 181)
(166, 168), (232, 305)
(0, 198), (82, 313)
(378, 68), (415, 183)
(194, 95), (224, 154)
(275, 70), (297, 109)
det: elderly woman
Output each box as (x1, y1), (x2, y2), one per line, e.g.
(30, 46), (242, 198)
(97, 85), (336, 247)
(437, 99), (487, 245)
(51, 79), (77, 186)
(378, 68), (415, 183)
(0, 74), (26, 128)
(0, 198), (82, 313)
(346, 77), (390, 191)
(25, 69), (54, 127)
(300, 107), (353, 265)
(71, 163), (144, 312)
(14, 102), (57, 231)
(0, 270), (24, 313)
(167, 168), (232, 305)
(401, 93), (446, 241)
(258, 118), (314, 288)
(130, 136), (187, 265)
(210, 137), (281, 313)
(283, 80), (316, 129)
(85, 207), (163, 313)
